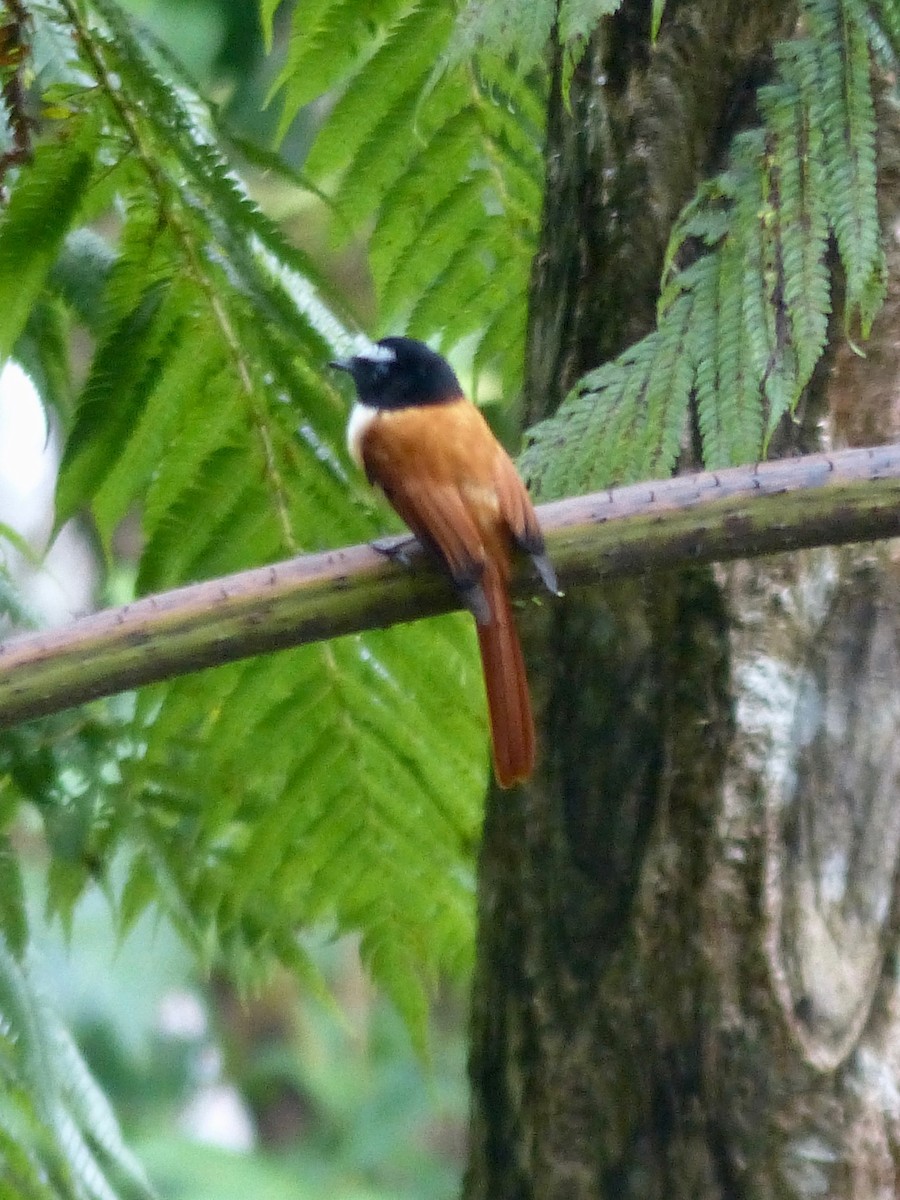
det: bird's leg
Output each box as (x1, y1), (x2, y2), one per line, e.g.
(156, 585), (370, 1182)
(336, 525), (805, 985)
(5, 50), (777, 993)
(450, 561), (490, 626)
(460, 580), (491, 626)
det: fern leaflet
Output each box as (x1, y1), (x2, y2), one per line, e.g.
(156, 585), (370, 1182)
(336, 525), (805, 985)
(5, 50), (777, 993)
(524, 0), (882, 492)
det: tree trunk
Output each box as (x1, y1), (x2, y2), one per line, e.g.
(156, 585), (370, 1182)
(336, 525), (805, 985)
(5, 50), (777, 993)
(465, 3), (900, 1197)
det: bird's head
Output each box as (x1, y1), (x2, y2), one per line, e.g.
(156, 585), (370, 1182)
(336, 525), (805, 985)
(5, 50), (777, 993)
(330, 337), (463, 409)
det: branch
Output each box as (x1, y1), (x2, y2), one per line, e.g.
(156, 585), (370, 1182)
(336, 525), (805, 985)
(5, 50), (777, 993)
(2, 442), (899, 729)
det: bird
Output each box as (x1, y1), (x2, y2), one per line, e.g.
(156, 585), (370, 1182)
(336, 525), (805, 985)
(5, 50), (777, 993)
(330, 336), (557, 788)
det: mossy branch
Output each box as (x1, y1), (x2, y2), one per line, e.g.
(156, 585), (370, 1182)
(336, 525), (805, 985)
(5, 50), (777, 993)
(2, 441), (899, 729)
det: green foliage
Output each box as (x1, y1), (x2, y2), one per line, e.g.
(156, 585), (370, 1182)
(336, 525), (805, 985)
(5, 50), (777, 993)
(869, 0), (900, 61)
(448, 0), (623, 86)
(451, 0), (557, 66)
(135, 981), (467, 1200)
(27, 886), (465, 1200)
(0, 935), (154, 1199)
(0, 0), (486, 1049)
(0, 116), (99, 362)
(268, 0), (547, 397)
(522, 0), (886, 494)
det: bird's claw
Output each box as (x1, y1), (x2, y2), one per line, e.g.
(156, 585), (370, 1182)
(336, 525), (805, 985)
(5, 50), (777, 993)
(370, 534), (420, 567)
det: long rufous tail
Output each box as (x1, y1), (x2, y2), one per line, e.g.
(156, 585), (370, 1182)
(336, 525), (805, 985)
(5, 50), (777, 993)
(475, 562), (535, 788)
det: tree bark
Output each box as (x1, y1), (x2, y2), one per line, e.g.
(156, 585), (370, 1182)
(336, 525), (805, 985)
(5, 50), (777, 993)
(464, 3), (900, 1197)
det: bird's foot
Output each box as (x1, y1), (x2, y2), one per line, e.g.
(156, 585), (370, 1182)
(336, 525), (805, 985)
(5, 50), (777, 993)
(370, 534), (420, 568)
(461, 581), (491, 626)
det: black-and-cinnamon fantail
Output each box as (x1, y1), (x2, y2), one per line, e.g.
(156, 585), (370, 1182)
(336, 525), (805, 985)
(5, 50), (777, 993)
(331, 336), (557, 788)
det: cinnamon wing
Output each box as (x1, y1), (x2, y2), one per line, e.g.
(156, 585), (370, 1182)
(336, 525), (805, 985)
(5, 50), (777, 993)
(382, 475), (487, 590)
(493, 446), (558, 594)
(359, 409), (488, 590)
(493, 447), (544, 556)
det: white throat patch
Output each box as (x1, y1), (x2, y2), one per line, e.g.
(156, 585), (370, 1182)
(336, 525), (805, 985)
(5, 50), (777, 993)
(346, 402), (379, 468)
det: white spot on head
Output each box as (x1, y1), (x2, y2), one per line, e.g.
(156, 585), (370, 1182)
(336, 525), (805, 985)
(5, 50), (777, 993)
(354, 341), (397, 364)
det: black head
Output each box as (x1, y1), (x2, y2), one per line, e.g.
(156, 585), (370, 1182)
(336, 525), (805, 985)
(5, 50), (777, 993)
(330, 337), (463, 409)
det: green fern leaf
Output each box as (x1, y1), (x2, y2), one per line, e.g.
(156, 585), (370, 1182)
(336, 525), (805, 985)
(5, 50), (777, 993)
(376, 179), (486, 318)
(368, 108), (482, 300)
(521, 291), (694, 494)
(117, 853), (158, 939)
(116, 611), (485, 1020)
(50, 1018), (153, 1198)
(271, 0), (410, 141)
(558, 0), (624, 94)
(327, 65), (475, 236)
(15, 298), (74, 427)
(449, 0), (555, 67)
(55, 269), (183, 537)
(0, 842), (27, 958)
(259, 0), (280, 51)
(0, 115), (98, 362)
(638, 293), (694, 478)
(472, 303), (527, 398)
(0, 940), (153, 1200)
(297, 0), (544, 387)
(867, 0), (900, 60)
(558, 0), (624, 43)
(762, 45), (831, 391)
(651, 0), (669, 39)
(809, 0), (884, 328)
(304, 4), (455, 184)
(93, 328), (229, 545)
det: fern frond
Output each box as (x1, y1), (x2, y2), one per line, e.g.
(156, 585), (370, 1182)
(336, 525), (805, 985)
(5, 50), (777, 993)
(762, 41), (830, 392)
(651, 0), (670, 40)
(448, 0), (623, 77)
(521, 291), (694, 492)
(0, 114), (99, 362)
(866, 0), (900, 61)
(0, 939), (153, 1200)
(558, 0), (625, 44)
(115, 617), (485, 1023)
(808, 0), (884, 330)
(525, 0), (883, 494)
(16, 297), (76, 423)
(271, 0), (410, 142)
(304, 3), (454, 184)
(450, 0), (556, 67)
(0, 0), (489, 1034)
(278, 0), (546, 390)
(56, 262), (191, 539)
(558, 0), (625, 93)
(50, 1017), (152, 1197)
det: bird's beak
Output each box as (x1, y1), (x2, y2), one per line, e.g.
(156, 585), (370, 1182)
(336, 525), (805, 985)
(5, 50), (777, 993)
(329, 357), (353, 372)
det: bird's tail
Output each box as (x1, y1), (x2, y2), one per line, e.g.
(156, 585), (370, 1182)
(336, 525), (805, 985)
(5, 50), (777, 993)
(475, 562), (535, 788)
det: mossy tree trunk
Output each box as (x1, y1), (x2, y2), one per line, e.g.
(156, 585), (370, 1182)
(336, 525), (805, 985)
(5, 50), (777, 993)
(464, 3), (900, 1197)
